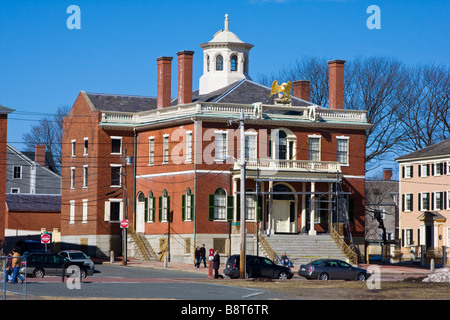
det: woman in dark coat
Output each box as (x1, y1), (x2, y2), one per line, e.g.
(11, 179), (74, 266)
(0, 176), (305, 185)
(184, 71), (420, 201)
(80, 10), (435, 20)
(213, 250), (220, 279)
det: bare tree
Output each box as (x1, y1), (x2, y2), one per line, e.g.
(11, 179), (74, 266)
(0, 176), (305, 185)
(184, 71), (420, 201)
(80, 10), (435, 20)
(395, 63), (450, 152)
(22, 105), (70, 173)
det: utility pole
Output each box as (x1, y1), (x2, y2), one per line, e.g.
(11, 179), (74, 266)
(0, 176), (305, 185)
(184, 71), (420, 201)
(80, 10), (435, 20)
(239, 112), (246, 279)
(122, 149), (128, 266)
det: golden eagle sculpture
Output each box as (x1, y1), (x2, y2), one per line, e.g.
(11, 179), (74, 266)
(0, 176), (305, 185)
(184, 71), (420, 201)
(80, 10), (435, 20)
(270, 80), (292, 103)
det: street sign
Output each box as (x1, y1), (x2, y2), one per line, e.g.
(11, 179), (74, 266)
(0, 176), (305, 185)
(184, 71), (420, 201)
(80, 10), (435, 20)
(41, 233), (51, 244)
(120, 219), (129, 229)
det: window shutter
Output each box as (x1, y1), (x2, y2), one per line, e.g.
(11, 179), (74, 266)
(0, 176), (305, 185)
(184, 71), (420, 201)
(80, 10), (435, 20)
(236, 194), (241, 222)
(167, 196), (171, 221)
(257, 195), (263, 221)
(444, 192), (447, 210)
(410, 229), (414, 245)
(227, 195), (234, 221)
(418, 165), (421, 177)
(190, 194), (194, 217)
(159, 196), (162, 221)
(411, 194), (413, 212)
(104, 201), (110, 222)
(410, 166), (413, 178)
(402, 194), (405, 212)
(145, 197), (148, 222)
(431, 192), (434, 210)
(151, 197), (156, 222)
(182, 194), (186, 221)
(431, 164), (435, 176)
(402, 166), (405, 178)
(418, 194), (421, 211)
(401, 229), (405, 247)
(208, 194), (215, 221)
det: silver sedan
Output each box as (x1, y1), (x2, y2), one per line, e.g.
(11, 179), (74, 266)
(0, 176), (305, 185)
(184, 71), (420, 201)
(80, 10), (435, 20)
(298, 259), (367, 281)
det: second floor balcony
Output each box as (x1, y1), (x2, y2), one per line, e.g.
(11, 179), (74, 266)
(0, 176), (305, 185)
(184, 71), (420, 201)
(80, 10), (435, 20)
(233, 158), (341, 175)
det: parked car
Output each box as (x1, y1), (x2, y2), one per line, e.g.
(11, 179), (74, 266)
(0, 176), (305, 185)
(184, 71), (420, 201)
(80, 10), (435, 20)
(298, 259), (367, 281)
(20, 252), (92, 278)
(224, 254), (294, 280)
(58, 250), (95, 275)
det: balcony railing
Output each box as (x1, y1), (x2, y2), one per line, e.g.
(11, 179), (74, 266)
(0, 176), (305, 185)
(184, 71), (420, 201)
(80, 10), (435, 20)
(100, 102), (369, 126)
(236, 158), (341, 173)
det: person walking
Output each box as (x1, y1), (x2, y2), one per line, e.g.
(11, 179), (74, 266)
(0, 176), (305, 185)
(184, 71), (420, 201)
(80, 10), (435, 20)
(10, 248), (24, 284)
(194, 246), (200, 268)
(199, 244), (206, 268)
(213, 250), (220, 279)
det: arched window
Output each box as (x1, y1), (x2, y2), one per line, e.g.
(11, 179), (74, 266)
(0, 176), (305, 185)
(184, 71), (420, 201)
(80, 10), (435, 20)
(147, 191), (155, 222)
(230, 55), (238, 72)
(216, 55), (223, 71)
(214, 188), (227, 220)
(160, 189), (169, 222)
(277, 130), (287, 160)
(206, 55), (210, 72)
(137, 192), (145, 202)
(183, 188), (193, 221)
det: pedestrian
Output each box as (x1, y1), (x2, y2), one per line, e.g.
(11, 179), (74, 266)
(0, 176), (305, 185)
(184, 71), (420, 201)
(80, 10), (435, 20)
(280, 252), (293, 268)
(1, 251), (12, 283)
(199, 244), (206, 268)
(194, 246), (200, 268)
(10, 248), (24, 284)
(213, 250), (220, 279)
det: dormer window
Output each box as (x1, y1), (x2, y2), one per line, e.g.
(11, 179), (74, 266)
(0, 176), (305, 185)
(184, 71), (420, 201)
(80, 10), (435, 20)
(216, 55), (223, 71)
(230, 55), (238, 71)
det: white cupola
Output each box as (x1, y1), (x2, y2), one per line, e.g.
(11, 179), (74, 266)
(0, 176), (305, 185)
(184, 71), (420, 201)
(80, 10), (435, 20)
(198, 14), (254, 95)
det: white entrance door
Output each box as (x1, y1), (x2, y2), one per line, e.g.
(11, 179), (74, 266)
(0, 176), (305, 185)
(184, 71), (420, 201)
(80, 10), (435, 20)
(274, 200), (290, 233)
(136, 201), (145, 233)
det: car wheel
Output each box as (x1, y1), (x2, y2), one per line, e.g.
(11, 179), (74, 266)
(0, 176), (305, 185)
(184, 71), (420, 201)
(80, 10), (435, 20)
(245, 271), (250, 279)
(356, 272), (366, 281)
(33, 268), (45, 278)
(278, 272), (288, 280)
(81, 269), (87, 278)
(319, 272), (329, 281)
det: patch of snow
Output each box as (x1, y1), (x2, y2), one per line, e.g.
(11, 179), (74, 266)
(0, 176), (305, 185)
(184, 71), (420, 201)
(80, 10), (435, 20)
(422, 268), (450, 283)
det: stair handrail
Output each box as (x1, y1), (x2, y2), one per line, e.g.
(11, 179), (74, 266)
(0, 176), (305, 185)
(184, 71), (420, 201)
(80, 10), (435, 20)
(258, 232), (281, 264)
(329, 226), (358, 265)
(128, 224), (153, 261)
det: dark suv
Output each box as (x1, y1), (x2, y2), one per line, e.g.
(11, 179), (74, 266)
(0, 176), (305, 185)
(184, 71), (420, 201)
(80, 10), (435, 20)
(224, 254), (293, 279)
(20, 253), (91, 278)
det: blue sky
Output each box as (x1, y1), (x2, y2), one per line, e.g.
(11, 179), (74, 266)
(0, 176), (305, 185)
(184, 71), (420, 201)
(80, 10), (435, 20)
(1, 0), (449, 173)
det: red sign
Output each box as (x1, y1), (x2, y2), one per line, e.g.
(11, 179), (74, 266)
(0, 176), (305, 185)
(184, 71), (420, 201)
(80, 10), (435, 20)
(41, 233), (51, 244)
(120, 219), (129, 229)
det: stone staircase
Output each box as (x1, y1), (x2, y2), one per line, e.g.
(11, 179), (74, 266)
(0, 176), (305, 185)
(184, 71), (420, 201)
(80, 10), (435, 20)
(128, 227), (158, 261)
(261, 233), (353, 267)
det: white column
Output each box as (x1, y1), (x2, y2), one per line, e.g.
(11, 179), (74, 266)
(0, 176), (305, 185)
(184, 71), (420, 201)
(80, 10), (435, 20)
(327, 183), (333, 233)
(301, 182), (306, 233)
(233, 178), (238, 221)
(309, 182), (317, 235)
(268, 181), (273, 235)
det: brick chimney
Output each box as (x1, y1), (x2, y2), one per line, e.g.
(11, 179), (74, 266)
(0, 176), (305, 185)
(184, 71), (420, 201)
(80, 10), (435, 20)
(328, 60), (345, 109)
(157, 56), (173, 109)
(293, 80), (310, 102)
(35, 145), (46, 167)
(383, 168), (393, 181)
(177, 51), (194, 105)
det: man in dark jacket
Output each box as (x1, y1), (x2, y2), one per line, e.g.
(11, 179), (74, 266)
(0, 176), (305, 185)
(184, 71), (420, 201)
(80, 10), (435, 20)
(199, 244), (206, 268)
(213, 250), (220, 279)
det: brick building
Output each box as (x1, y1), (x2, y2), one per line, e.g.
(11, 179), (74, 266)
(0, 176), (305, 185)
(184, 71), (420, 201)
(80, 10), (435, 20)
(61, 16), (370, 261)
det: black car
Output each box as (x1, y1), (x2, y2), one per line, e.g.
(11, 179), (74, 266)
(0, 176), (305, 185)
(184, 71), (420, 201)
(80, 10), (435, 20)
(298, 259), (367, 281)
(20, 252), (91, 278)
(224, 254), (294, 280)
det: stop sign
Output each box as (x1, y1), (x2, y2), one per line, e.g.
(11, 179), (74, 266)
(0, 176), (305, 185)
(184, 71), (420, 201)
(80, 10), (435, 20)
(120, 219), (129, 229)
(41, 233), (51, 244)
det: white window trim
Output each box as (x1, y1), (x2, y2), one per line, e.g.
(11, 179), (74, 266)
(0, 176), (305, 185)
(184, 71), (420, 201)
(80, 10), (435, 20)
(70, 167), (75, 189)
(83, 165), (88, 188)
(434, 191), (443, 211)
(185, 131), (193, 163)
(162, 134), (169, 164)
(420, 192), (430, 211)
(71, 139), (76, 157)
(404, 165), (413, 179)
(110, 136), (123, 155)
(69, 200), (75, 224)
(434, 162), (443, 176)
(336, 136), (350, 166)
(11, 188), (20, 193)
(245, 131), (258, 161)
(405, 193), (413, 212)
(82, 199), (88, 223)
(110, 164), (122, 187)
(308, 134), (321, 162)
(148, 136), (155, 166)
(214, 130), (228, 162)
(83, 137), (89, 156)
(12, 165), (22, 179)
(106, 199), (123, 223)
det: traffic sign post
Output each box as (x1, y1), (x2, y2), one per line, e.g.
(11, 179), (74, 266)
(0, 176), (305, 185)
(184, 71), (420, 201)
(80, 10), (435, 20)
(41, 233), (51, 253)
(120, 219), (129, 229)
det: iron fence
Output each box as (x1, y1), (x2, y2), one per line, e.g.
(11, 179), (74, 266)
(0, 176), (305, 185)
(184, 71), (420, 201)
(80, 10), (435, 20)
(1, 255), (28, 300)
